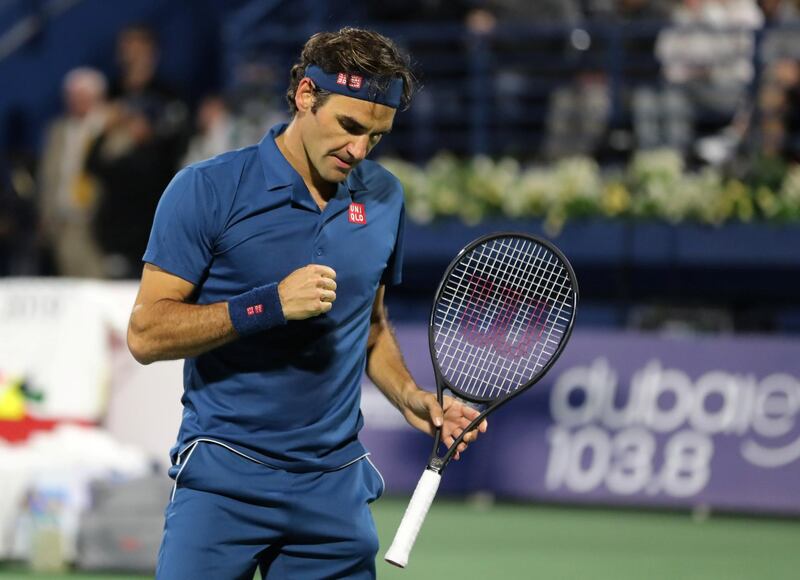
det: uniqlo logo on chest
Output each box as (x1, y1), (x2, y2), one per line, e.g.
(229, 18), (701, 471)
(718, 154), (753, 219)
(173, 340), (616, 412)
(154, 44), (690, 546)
(348, 202), (366, 224)
(336, 73), (348, 85)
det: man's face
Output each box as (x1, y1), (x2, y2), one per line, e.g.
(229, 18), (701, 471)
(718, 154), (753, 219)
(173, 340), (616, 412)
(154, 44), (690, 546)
(298, 90), (395, 184)
(118, 30), (157, 70)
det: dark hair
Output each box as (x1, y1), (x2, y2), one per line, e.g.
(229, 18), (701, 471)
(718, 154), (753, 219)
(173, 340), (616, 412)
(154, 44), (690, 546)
(286, 27), (417, 114)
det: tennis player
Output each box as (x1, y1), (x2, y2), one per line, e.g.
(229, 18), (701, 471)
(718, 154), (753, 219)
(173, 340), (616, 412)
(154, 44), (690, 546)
(127, 28), (487, 579)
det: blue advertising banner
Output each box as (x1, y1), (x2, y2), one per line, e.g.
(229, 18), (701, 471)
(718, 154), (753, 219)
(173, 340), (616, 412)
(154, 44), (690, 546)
(361, 326), (800, 514)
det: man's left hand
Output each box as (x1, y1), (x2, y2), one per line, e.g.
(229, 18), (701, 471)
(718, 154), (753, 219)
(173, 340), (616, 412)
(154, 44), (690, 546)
(402, 390), (488, 460)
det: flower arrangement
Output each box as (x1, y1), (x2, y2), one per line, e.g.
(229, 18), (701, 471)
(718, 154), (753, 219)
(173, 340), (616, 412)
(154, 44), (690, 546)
(380, 150), (800, 234)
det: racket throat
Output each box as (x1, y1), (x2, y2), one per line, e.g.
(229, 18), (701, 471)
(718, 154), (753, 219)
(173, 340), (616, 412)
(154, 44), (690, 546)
(428, 457), (445, 473)
(445, 389), (484, 412)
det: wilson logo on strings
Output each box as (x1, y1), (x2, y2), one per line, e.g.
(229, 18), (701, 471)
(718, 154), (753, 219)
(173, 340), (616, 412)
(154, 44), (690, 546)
(459, 275), (550, 357)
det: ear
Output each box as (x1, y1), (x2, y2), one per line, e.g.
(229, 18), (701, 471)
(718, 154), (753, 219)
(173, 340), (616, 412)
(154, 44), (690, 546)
(295, 78), (316, 114)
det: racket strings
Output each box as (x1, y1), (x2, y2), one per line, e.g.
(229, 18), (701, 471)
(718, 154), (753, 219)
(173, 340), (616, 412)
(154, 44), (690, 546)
(433, 237), (575, 400)
(438, 260), (568, 397)
(452, 240), (547, 395)
(438, 240), (567, 359)
(473, 241), (570, 396)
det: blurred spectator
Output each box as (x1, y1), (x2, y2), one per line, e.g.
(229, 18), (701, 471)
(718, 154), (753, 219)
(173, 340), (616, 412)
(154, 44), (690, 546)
(86, 97), (174, 278)
(182, 92), (285, 167)
(759, 0), (800, 62)
(468, 0), (583, 32)
(181, 69), (288, 166)
(541, 0), (674, 160)
(0, 154), (38, 277)
(367, 0), (471, 22)
(542, 68), (611, 160)
(109, 24), (190, 174)
(37, 67), (107, 278)
(754, 0), (800, 158)
(465, 1), (586, 157)
(0, 162), (19, 276)
(633, 0), (763, 154)
(539, 0), (610, 161)
(79, 24), (193, 278)
(586, 1), (673, 93)
(111, 25), (172, 104)
(365, 1), (477, 158)
(181, 95), (237, 166)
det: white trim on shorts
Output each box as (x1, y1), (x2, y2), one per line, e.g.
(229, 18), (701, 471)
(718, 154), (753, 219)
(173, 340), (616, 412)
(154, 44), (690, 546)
(323, 452), (370, 472)
(364, 454), (386, 498)
(171, 441), (200, 502)
(178, 438), (270, 466)
(171, 438), (272, 502)
(171, 438), (374, 480)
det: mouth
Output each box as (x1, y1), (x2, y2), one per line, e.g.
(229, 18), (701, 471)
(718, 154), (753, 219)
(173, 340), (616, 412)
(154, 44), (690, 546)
(331, 155), (354, 171)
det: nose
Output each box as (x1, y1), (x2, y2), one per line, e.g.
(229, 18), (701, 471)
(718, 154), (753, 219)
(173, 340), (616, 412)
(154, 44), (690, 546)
(345, 135), (370, 162)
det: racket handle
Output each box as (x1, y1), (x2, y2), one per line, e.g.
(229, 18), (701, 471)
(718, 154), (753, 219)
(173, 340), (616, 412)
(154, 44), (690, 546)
(384, 468), (442, 568)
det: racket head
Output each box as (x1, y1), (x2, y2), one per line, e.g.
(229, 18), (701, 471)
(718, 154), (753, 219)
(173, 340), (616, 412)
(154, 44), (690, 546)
(428, 232), (579, 406)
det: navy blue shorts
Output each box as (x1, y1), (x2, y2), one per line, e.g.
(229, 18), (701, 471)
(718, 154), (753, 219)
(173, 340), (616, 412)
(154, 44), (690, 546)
(156, 441), (385, 579)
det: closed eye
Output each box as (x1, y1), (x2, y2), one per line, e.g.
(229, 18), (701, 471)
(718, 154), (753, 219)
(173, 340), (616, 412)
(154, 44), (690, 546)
(337, 115), (391, 141)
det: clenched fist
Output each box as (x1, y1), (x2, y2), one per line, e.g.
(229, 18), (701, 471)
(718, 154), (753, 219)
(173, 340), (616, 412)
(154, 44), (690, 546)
(278, 264), (337, 320)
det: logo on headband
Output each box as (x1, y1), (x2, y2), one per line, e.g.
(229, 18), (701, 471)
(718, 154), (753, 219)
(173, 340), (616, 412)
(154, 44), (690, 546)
(336, 72), (363, 91)
(306, 65), (401, 107)
(347, 74), (363, 90)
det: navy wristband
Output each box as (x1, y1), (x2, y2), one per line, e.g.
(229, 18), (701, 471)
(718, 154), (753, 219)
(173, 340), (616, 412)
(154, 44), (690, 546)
(228, 283), (286, 336)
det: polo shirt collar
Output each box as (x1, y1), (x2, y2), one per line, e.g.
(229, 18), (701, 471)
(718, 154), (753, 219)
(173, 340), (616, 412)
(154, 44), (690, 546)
(258, 123), (294, 192)
(258, 123), (370, 209)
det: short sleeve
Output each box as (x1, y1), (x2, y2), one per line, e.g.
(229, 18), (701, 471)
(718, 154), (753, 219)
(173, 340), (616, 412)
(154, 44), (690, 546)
(381, 201), (404, 287)
(142, 166), (222, 285)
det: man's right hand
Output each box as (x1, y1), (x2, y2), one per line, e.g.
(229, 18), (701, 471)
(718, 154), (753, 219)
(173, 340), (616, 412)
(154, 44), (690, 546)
(278, 265), (337, 320)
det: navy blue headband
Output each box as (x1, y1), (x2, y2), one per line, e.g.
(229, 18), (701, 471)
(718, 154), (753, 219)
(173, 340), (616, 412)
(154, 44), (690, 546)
(304, 65), (403, 109)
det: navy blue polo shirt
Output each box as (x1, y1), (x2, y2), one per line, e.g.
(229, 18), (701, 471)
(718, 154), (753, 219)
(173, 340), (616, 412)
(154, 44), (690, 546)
(143, 123), (405, 472)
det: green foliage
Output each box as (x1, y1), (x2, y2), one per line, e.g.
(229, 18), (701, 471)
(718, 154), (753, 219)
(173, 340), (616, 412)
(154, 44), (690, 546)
(380, 150), (800, 233)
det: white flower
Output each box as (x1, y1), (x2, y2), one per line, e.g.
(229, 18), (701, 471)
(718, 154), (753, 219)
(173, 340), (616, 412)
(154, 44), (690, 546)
(779, 165), (800, 208)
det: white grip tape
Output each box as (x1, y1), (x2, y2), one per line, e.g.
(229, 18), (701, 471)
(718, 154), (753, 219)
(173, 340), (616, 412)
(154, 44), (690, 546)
(384, 468), (442, 568)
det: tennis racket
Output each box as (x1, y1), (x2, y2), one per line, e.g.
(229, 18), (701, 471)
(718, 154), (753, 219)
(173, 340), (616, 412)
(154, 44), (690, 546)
(384, 232), (579, 568)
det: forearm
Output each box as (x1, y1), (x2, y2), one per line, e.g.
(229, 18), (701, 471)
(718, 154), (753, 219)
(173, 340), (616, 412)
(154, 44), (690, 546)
(128, 299), (237, 364)
(366, 316), (419, 412)
(128, 262), (333, 365)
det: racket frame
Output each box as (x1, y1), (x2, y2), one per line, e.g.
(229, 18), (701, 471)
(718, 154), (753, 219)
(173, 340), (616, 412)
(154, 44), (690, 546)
(425, 232), (579, 473)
